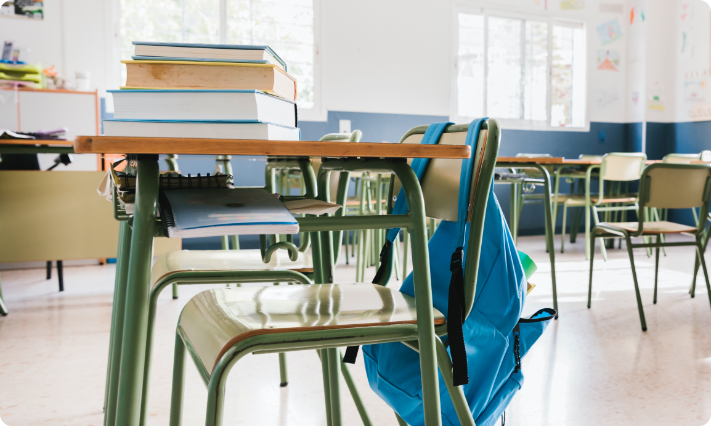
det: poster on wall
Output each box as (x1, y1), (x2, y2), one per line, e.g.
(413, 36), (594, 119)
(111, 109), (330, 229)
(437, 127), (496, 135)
(561, 0), (584, 10)
(596, 50), (620, 71)
(596, 85), (619, 109)
(596, 19), (623, 45)
(0, 0), (43, 19)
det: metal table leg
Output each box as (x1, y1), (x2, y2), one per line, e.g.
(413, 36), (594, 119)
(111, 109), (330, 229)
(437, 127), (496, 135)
(115, 156), (160, 426)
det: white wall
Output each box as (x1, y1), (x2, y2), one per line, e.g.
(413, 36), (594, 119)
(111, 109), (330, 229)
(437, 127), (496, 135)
(2, 0), (708, 127)
(320, 0), (634, 124)
(0, 0), (116, 96)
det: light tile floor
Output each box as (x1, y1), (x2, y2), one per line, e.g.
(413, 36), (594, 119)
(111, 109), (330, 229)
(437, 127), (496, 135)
(1, 234), (711, 425)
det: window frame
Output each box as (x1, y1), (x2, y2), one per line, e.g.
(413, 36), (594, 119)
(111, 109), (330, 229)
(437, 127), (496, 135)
(111, 0), (324, 121)
(450, 4), (589, 132)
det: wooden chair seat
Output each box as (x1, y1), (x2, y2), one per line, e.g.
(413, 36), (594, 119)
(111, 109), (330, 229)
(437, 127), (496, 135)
(151, 249), (313, 288)
(179, 285), (446, 374)
(598, 221), (697, 235)
(565, 194), (638, 205)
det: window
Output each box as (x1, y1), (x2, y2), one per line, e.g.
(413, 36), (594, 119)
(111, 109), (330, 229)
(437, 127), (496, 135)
(454, 10), (586, 129)
(119, 0), (319, 115)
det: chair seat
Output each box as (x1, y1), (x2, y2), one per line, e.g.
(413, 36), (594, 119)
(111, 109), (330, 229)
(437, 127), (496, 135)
(599, 221), (697, 234)
(179, 284), (446, 373)
(565, 194), (638, 205)
(151, 249), (313, 288)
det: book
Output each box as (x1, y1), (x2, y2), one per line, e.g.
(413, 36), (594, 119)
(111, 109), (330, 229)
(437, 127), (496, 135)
(103, 119), (300, 141)
(109, 90), (297, 128)
(121, 60), (297, 101)
(132, 41), (287, 71)
(158, 188), (299, 238)
(132, 55), (271, 66)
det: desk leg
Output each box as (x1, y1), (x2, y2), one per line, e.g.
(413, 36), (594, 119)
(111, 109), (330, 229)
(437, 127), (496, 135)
(0, 273), (7, 316)
(537, 165), (559, 317)
(396, 163), (442, 426)
(105, 221), (133, 426)
(116, 158), (159, 426)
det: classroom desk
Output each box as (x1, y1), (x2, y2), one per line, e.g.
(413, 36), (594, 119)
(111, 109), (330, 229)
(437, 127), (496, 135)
(75, 135), (471, 426)
(0, 138), (75, 154)
(499, 157), (662, 260)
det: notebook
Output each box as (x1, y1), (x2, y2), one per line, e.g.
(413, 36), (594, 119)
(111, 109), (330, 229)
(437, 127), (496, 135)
(121, 60), (296, 101)
(158, 188), (299, 238)
(103, 119), (300, 141)
(132, 41), (287, 71)
(109, 90), (297, 128)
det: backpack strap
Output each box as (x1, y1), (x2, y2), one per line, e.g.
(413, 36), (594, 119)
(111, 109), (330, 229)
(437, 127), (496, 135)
(345, 122), (452, 365)
(447, 117), (488, 386)
(370, 121), (454, 284)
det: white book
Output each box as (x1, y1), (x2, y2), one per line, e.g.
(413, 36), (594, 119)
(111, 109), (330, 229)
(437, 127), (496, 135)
(132, 41), (287, 71)
(109, 90), (297, 128)
(103, 120), (300, 141)
(159, 188), (299, 238)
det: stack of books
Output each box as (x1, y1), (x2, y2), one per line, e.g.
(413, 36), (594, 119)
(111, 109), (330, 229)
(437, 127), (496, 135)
(105, 41), (300, 141)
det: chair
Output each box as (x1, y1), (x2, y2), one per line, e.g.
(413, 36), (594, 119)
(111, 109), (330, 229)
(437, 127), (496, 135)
(661, 153), (708, 226)
(587, 163), (711, 331)
(561, 153), (646, 259)
(119, 133), (364, 426)
(168, 120), (501, 426)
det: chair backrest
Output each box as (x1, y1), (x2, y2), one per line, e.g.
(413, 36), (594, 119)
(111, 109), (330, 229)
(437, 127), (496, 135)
(640, 164), (711, 211)
(662, 153), (700, 164)
(395, 119), (502, 315)
(312, 130), (363, 200)
(600, 152), (646, 181)
(515, 153), (552, 158)
(701, 150), (711, 162)
(579, 154), (604, 161)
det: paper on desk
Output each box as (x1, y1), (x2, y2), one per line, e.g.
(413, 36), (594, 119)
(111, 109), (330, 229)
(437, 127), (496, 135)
(283, 199), (342, 215)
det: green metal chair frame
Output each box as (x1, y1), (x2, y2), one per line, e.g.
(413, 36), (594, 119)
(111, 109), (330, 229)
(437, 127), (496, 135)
(588, 163), (711, 331)
(561, 153), (647, 260)
(0, 275), (7, 316)
(167, 120), (501, 426)
(104, 138), (372, 426)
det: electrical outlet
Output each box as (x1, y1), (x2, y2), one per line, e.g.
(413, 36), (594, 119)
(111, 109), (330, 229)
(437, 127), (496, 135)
(339, 119), (351, 134)
(598, 130), (606, 144)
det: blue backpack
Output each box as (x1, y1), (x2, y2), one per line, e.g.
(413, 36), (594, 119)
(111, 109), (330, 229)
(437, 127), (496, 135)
(353, 120), (556, 425)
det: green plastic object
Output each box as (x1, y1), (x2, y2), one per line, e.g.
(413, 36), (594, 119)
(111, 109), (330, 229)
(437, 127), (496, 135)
(517, 250), (537, 280)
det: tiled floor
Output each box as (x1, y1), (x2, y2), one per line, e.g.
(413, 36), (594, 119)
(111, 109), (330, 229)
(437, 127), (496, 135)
(1, 234), (711, 425)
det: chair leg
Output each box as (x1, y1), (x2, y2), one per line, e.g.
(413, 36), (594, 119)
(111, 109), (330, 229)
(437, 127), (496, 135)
(560, 204), (567, 254)
(168, 332), (186, 426)
(395, 413), (409, 426)
(654, 235), (660, 305)
(320, 349), (333, 426)
(57, 260), (64, 292)
(434, 337), (475, 426)
(695, 240), (711, 310)
(279, 353), (289, 387)
(0, 274), (7, 316)
(140, 286), (167, 426)
(592, 207), (607, 262)
(327, 347), (342, 426)
(105, 222), (133, 426)
(338, 350), (374, 426)
(588, 230), (596, 309)
(46, 260), (52, 279)
(691, 223), (711, 297)
(624, 234), (648, 331)
(402, 231), (410, 279)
